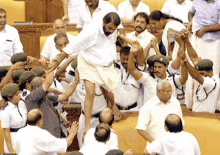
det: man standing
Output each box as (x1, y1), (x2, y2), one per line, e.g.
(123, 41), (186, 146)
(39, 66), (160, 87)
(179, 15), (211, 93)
(136, 81), (183, 143)
(188, 0), (220, 74)
(49, 12), (122, 140)
(161, 0), (193, 24)
(15, 109), (78, 155)
(118, 0), (150, 24)
(0, 8), (23, 66)
(143, 114), (200, 155)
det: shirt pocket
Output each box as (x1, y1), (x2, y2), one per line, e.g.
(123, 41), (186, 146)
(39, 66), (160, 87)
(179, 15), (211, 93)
(4, 40), (13, 54)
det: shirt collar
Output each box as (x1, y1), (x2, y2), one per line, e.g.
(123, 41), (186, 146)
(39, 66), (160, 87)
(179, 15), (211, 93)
(135, 29), (149, 38)
(154, 95), (172, 105)
(175, 0), (186, 5)
(7, 101), (17, 109)
(0, 24), (8, 32)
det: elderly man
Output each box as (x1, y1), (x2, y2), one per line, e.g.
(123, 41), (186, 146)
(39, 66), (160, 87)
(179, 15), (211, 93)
(40, 19), (75, 64)
(161, 0), (193, 24)
(143, 114), (200, 155)
(118, 0), (150, 24)
(15, 109), (78, 155)
(188, 0), (220, 75)
(0, 8), (23, 66)
(136, 81), (183, 143)
(50, 13), (122, 141)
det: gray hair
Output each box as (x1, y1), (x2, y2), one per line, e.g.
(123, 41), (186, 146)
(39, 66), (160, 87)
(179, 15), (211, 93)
(31, 77), (45, 90)
(53, 19), (66, 29)
(156, 80), (171, 91)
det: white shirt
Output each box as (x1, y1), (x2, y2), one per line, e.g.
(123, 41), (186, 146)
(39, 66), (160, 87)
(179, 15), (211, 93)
(66, 0), (85, 24)
(113, 63), (141, 111)
(15, 125), (67, 155)
(192, 74), (219, 113)
(1, 101), (27, 152)
(41, 33), (76, 62)
(0, 25), (23, 66)
(137, 72), (156, 102)
(118, 0), (150, 19)
(79, 140), (109, 155)
(77, 0), (123, 29)
(147, 131), (201, 155)
(63, 20), (117, 67)
(136, 96), (183, 140)
(84, 128), (118, 150)
(161, 0), (193, 23)
(126, 29), (156, 57)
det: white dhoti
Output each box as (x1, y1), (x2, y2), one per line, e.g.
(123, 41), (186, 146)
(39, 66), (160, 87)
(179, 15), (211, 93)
(77, 53), (119, 91)
(194, 36), (220, 75)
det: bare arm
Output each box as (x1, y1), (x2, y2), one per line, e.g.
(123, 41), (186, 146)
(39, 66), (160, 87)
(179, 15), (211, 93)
(66, 121), (78, 147)
(48, 52), (68, 71)
(179, 60), (188, 85)
(185, 39), (199, 65)
(57, 68), (79, 101)
(62, 0), (70, 24)
(184, 59), (204, 84)
(128, 46), (143, 81)
(137, 129), (154, 143)
(42, 69), (55, 92)
(3, 128), (16, 153)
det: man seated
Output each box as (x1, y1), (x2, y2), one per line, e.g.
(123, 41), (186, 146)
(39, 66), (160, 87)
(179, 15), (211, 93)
(79, 123), (111, 155)
(143, 114), (200, 155)
(15, 109), (78, 155)
(84, 108), (118, 150)
(118, 0), (150, 24)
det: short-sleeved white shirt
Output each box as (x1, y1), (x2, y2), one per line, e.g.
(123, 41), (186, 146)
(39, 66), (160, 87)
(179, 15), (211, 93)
(0, 25), (23, 66)
(79, 141), (109, 155)
(118, 0), (150, 19)
(192, 74), (219, 113)
(126, 29), (156, 57)
(84, 128), (118, 150)
(63, 20), (117, 67)
(147, 131), (201, 155)
(113, 63), (141, 110)
(1, 101), (27, 152)
(66, 0), (85, 24)
(136, 96), (183, 140)
(40, 33), (76, 62)
(15, 125), (67, 155)
(77, 0), (123, 29)
(161, 0), (193, 24)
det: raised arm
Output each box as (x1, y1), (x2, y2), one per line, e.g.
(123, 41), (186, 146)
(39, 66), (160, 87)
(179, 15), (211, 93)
(184, 58), (204, 84)
(179, 59), (188, 85)
(57, 68), (79, 101)
(128, 43), (143, 81)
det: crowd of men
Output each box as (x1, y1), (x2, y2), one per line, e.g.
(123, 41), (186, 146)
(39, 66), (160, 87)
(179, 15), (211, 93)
(0, 0), (220, 154)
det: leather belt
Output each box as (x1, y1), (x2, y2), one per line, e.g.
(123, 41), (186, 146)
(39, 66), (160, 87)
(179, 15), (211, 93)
(10, 126), (24, 132)
(81, 110), (100, 118)
(116, 102), (137, 110)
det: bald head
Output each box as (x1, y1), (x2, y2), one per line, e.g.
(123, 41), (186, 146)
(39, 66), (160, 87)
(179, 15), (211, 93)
(165, 114), (183, 133)
(53, 19), (67, 35)
(99, 108), (114, 126)
(31, 77), (45, 90)
(27, 109), (43, 126)
(95, 123), (111, 142)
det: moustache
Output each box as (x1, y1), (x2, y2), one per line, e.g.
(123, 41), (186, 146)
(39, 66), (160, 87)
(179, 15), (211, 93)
(135, 26), (142, 29)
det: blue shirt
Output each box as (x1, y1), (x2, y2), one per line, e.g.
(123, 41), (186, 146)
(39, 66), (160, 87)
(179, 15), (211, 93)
(189, 0), (220, 40)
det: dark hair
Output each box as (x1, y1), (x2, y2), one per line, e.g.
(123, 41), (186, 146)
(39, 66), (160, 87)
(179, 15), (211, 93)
(99, 113), (114, 126)
(0, 8), (6, 14)
(103, 12), (121, 27)
(120, 46), (130, 55)
(149, 10), (183, 23)
(54, 33), (69, 44)
(2, 96), (9, 101)
(165, 114), (183, 133)
(95, 123), (111, 142)
(27, 112), (42, 125)
(116, 41), (122, 48)
(134, 12), (149, 24)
